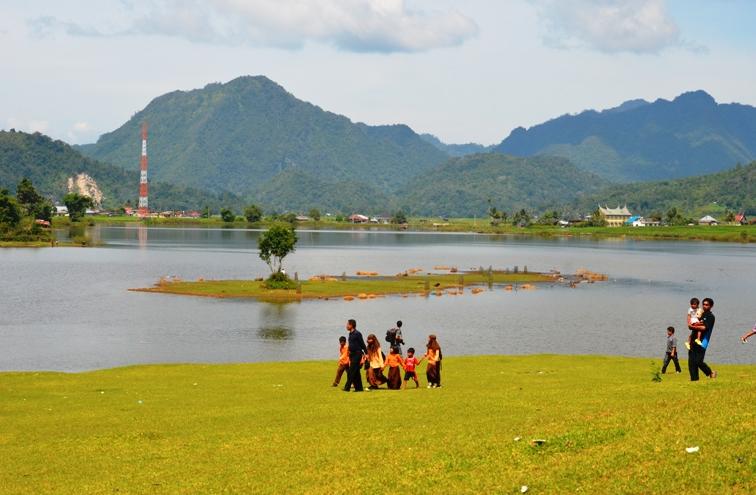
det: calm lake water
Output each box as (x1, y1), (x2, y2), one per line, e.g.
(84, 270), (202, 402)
(1, 226), (754, 371)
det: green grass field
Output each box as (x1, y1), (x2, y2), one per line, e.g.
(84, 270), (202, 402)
(132, 272), (556, 301)
(1, 355), (753, 494)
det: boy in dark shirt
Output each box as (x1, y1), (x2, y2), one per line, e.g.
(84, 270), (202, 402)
(661, 326), (681, 374)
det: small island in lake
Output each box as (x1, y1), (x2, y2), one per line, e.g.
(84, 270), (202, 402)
(131, 267), (607, 302)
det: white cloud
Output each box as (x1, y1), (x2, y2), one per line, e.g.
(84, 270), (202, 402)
(28, 0), (478, 53)
(531, 0), (682, 54)
(72, 121), (90, 132)
(65, 121), (97, 144)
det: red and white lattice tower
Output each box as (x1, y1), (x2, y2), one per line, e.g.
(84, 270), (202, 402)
(137, 123), (149, 217)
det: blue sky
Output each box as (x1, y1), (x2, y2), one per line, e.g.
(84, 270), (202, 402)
(2, 0), (755, 145)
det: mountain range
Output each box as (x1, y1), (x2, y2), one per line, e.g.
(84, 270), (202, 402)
(2, 76), (754, 216)
(494, 90), (756, 182)
(79, 76), (447, 198)
(397, 153), (608, 217)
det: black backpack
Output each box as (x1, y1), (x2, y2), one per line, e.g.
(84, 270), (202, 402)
(386, 328), (397, 344)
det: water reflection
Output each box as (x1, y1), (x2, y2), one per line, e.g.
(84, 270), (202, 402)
(257, 303), (296, 341)
(257, 326), (294, 341)
(137, 225), (147, 248)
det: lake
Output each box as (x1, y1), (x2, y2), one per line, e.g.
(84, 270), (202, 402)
(1, 225), (754, 371)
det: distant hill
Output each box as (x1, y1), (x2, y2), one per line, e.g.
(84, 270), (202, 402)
(420, 133), (491, 157)
(0, 130), (238, 210)
(79, 76), (448, 195)
(578, 161), (756, 216)
(254, 168), (393, 214)
(397, 152), (608, 217)
(493, 91), (756, 182)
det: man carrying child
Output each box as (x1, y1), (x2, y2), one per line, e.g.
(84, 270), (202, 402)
(687, 298), (717, 381)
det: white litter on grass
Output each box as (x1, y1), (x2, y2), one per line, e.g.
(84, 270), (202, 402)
(514, 436), (522, 442)
(100, 391), (105, 394)
(521, 485), (529, 493)
(686, 446), (700, 453)
(137, 400), (143, 404)
(193, 383), (198, 386)
(530, 439), (546, 446)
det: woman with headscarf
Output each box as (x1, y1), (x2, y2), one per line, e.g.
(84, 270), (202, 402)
(365, 333), (387, 389)
(424, 334), (442, 388)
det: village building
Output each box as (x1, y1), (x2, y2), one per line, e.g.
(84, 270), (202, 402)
(626, 215), (644, 227)
(348, 214), (369, 223)
(734, 212), (748, 225)
(698, 215), (718, 226)
(598, 205), (632, 227)
(53, 205), (69, 216)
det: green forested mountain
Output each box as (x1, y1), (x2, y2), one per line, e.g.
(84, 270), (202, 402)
(254, 168), (393, 214)
(494, 91), (756, 182)
(79, 76), (448, 195)
(420, 133), (491, 157)
(0, 130), (239, 210)
(397, 153), (608, 217)
(579, 161), (756, 215)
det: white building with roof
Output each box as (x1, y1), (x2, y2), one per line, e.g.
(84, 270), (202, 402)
(698, 215), (718, 225)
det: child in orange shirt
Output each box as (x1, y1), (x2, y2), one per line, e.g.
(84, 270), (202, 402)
(384, 346), (404, 390)
(332, 336), (350, 387)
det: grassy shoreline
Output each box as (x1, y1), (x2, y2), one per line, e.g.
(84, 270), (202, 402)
(131, 271), (562, 301)
(1, 355), (753, 494)
(0, 240), (52, 248)
(71, 215), (756, 243)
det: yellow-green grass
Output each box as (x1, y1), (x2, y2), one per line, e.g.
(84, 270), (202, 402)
(131, 272), (555, 301)
(0, 240), (52, 248)
(1, 355), (753, 494)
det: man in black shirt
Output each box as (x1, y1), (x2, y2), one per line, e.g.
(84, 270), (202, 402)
(688, 297), (717, 381)
(343, 319), (367, 392)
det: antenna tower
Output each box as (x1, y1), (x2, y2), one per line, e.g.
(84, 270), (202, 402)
(137, 123), (149, 217)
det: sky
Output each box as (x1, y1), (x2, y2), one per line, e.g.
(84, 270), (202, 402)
(2, 0), (756, 145)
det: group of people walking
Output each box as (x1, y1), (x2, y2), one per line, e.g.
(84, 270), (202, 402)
(334, 319), (442, 392)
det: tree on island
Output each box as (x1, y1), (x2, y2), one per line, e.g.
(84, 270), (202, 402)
(258, 222), (297, 280)
(220, 207), (235, 223)
(63, 193), (93, 222)
(308, 208), (321, 222)
(244, 204), (263, 223)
